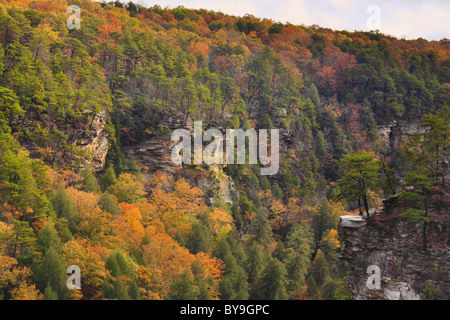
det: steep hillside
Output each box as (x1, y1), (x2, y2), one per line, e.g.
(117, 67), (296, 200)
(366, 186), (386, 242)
(0, 0), (448, 300)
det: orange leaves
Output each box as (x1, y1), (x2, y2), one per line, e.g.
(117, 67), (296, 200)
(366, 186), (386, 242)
(113, 203), (145, 248)
(10, 283), (43, 300)
(125, 174), (228, 299)
(1, 203), (23, 223)
(141, 224), (223, 299)
(137, 265), (162, 300)
(96, 13), (124, 43)
(62, 239), (111, 299)
(140, 225), (193, 298)
(321, 228), (340, 249)
(209, 207), (233, 237)
(143, 176), (206, 238)
(316, 65), (337, 92)
(194, 252), (224, 299)
(195, 252), (224, 284)
(0, 252), (41, 299)
(7, 0), (67, 12)
(189, 41), (210, 59)
(173, 179), (204, 213)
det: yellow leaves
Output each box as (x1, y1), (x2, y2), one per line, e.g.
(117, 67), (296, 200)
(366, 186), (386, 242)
(108, 173), (147, 204)
(321, 228), (340, 249)
(209, 207), (233, 237)
(258, 190), (286, 230)
(271, 199), (286, 216)
(66, 187), (113, 244)
(0, 221), (13, 248)
(0, 254), (21, 287)
(328, 200), (351, 218)
(113, 204), (145, 249)
(1, 203), (23, 223)
(62, 239), (111, 297)
(151, 171), (171, 189)
(145, 177), (208, 238)
(141, 224), (193, 298)
(67, 187), (99, 216)
(10, 283), (43, 300)
(0, 252), (40, 299)
(34, 23), (59, 43)
(140, 223), (224, 300)
(77, 207), (112, 243)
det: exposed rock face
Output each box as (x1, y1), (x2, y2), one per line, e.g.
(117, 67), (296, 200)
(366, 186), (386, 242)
(197, 165), (239, 205)
(377, 121), (428, 147)
(339, 212), (449, 300)
(123, 115), (239, 205)
(75, 111), (109, 171)
(124, 137), (181, 174)
(123, 115), (188, 177)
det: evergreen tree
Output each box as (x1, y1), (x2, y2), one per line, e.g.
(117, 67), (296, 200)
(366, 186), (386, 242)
(97, 192), (122, 216)
(51, 184), (76, 229)
(313, 131), (327, 172)
(248, 210), (273, 247)
(187, 222), (211, 254)
(44, 284), (58, 300)
(359, 98), (379, 142)
(80, 168), (100, 193)
(245, 242), (265, 286)
(213, 236), (249, 299)
(101, 165), (117, 191)
(310, 249), (329, 287)
(33, 246), (67, 300)
(337, 151), (382, 216)
(284, 222), (313, 295)
(251, 257), (288, 300)
(168, 270), (198, 300)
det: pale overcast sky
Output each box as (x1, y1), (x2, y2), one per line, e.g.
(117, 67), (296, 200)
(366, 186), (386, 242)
(136, 0), (449, 40)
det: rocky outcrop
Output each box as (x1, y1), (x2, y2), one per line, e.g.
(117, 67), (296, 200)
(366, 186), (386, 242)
(124, 137), (181, 174)
(75, 111), (109, 171)
(377, 121), (428, 147)
(197, 165), (239, 205)
(123, 115), (239, 205)
(123, 115), (188, 177)
(338, 211), (449, 300)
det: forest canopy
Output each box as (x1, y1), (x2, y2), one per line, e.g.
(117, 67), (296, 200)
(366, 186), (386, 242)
(0, 0), (448, 300)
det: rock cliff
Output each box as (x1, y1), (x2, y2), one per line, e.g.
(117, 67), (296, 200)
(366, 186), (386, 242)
(338, 207), (449, 300)
(197, 165), (239, 205)
(123, 115), (238, 205)
(75, 111), (109, 171)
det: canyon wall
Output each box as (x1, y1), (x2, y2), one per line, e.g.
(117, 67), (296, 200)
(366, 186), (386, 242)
(338, 208), (449, 300)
